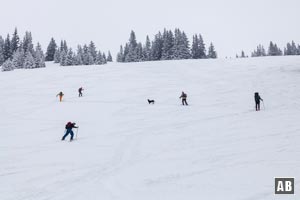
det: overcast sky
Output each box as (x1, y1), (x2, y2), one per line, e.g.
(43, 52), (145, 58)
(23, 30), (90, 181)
(0, 0), (299, 58)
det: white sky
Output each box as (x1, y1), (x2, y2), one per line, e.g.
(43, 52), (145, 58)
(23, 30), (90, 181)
(0, 0), (299, 58)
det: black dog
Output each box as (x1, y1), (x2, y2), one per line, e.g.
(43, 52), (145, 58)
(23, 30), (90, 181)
(148, 99), (155, 104)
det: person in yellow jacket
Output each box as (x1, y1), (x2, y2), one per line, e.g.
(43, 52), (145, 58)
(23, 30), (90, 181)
(56, 91), (64, 102)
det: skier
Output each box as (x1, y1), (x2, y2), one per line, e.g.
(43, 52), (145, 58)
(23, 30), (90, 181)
(179, 91), (188, 106)
(62, 122), (78, 141)
(254, 92), (263, 111)
(56, 91), (64, 102)
(78, 87), (84, 97)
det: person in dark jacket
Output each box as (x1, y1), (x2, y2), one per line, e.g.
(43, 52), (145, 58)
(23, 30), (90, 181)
(62, 122), (78, 141)
(78, 87), (84, 97)
(254, 92), (263, 111)
(179, 91), (188, 106)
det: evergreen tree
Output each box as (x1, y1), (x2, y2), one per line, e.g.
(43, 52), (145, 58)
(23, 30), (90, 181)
(125, 30), (138, 62)
(66, 48), (74, 66)
(88, 41), (97, 62)
(4, 34), (12, 60)
(60, 50), (67, 66)
(268, 41), (282, 56)
(23, 32), (34, 54)
(191, 34), (200, 59)
(107, 51), (113, 62)
(54, 48), (61, 63)
(198, 34), (206, 58)
(45, 38), (57, 61)
(35, 43), (46, 68)
(117, 45), (124, 62)
(12, 48), (25, 69)
(2, 59), (14, 71)
(82, 45), (89, 65)
(96, 51), (104, 65)
(207, 43), (217, 58)
(123, 43), (130, 62)
(10, 28), (20, 53)
(0, 36), (5, 65)
(151, 32), (163, 60)
(241, 50), (246, 58)
(23, 51), (35, 69)
(142, 35), (151, 61)
(172, 29), (190, 59)
(74, 45), (83, 65)
(102, 52), (107, 64)
(161, 29), (174, 60)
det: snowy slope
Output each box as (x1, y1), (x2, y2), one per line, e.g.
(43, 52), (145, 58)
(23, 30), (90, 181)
(1, 57), (300, 200)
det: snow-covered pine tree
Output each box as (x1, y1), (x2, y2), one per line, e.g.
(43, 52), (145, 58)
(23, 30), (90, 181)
(142, 35), (151, 61)
(10, 28), (20, 53)
(117, 45), (124, 62)
(35, 43), (46, 68)
(137, 43), (143, 61)
(45, 38), (57, 61)
(107, 51), (113, 62)
(96, 51), (104, 65)
(4, 34), (12, 60)
(151, 32), (163, 61)
(123, 43), (129, 62)
(241, 50), (245, 58)
(66, 48), (74, 66)
(23, 32), (34, 55)
(60, 50), (67, 66)
(74, 45), (83, 65)
(82, 45), (89, 65)
(1, 59), (14, 71)
(161, 29), (174, 60)
(54, 48), (61, 63)
(191, 34), (200, 59)
(198, 34), (206, 58)
(23, 51), (35, 69)
(0, 36), (5, 66)
(12, 48), (25, 69)
(102, 52), (107, 64)
(125, 30), (138, 62)
(88, 41), (97, 62)
(207, 43), (217, 58)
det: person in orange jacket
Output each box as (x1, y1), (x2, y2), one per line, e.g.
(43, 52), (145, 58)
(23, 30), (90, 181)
(56, 91), (64, 102)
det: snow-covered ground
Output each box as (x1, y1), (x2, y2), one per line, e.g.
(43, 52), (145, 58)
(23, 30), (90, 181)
(1, 57), (300, 200)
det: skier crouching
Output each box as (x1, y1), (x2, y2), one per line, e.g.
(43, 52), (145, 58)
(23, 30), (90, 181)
(62, 122), (78, 141)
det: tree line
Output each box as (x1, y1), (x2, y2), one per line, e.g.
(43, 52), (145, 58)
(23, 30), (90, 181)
(0, 28), (45, 71)
(46, 38), (112, 66)
(117, 29), (217, 63)
(237, 41), (300, 58)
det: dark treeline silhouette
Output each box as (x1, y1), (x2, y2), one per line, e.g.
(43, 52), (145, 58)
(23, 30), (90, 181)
(117, 29), (217, 63)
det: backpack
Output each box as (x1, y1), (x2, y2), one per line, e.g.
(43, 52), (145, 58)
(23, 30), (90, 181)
(65, 122), (72, 129)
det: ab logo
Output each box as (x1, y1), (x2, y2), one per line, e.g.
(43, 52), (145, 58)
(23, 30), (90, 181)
(275, 178), (294, 194)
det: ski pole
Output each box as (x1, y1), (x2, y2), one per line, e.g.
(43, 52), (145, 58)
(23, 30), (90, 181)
(262, 101), (265, 110)
(76, 127), (79, 139)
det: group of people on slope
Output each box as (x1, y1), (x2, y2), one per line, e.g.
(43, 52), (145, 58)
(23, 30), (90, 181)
(59, 90), (264, 141)
(56, 87), (84, 102)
